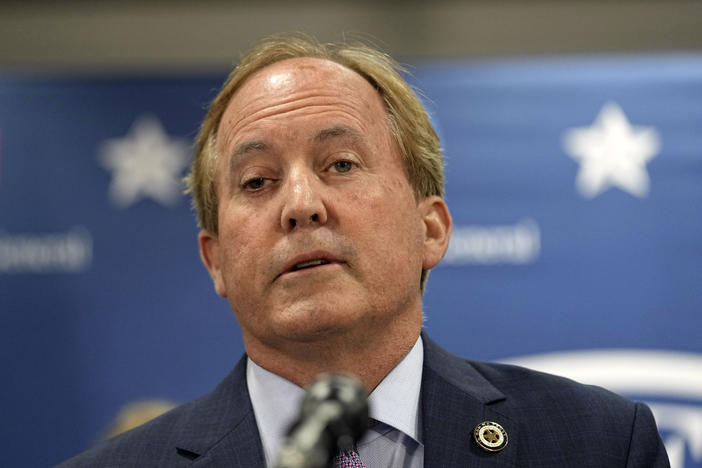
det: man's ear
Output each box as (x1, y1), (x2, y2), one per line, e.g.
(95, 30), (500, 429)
(418, 196), (452, 270)
(198, 229), (227, 298)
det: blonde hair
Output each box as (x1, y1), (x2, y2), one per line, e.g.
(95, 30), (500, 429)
(185, 33), (445, 289)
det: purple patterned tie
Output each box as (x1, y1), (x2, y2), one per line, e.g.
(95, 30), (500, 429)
(334, 449), (365, 467)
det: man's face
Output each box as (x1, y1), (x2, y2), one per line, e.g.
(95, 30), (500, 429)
(199, 58), (449, 351)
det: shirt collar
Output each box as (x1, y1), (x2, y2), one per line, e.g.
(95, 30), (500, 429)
(246, 335), (424, 465)
(246, 358), (305, 467)
(367, 335), (423, 443)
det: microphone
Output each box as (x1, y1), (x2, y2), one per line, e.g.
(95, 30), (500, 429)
(274, 373), (370, 468)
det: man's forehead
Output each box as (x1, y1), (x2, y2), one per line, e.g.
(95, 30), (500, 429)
(216, 57), (386, 150)
(225, 57), (376, 115)
(258, 57), (345, 86)
(243, 57), (359, 90)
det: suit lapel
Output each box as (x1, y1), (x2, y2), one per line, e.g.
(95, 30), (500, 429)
(422, 333), (519, 468)
(170, 335), (520, 467)
(173, 355), (266, 467)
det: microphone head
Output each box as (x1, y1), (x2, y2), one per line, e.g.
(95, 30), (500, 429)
(301, 373), (369, 450)
(276, 373), (369, 468)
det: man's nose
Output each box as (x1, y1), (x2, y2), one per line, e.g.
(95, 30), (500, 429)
(280, 168), (328, 231)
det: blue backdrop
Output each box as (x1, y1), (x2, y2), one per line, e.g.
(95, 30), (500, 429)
(1, 54), (700, 467)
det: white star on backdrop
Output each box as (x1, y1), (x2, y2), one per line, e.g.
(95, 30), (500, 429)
(99, 116), (190, 208)
(562, 102), (661, 199)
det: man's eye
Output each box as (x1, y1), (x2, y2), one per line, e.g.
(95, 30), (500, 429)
(332, 160), (355, 173)
(242, 177), (266, 191)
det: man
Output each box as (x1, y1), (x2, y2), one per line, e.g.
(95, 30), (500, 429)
(58, 34), (670, 467)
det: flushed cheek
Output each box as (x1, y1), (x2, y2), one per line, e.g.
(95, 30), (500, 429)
(352, 192), (421, 268)
(219, 217), (270, 289)
(372, 181), (419, 231)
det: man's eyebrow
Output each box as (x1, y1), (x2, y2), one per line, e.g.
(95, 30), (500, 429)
(233, 140), (268, 158)
(312, 126), (362, 143)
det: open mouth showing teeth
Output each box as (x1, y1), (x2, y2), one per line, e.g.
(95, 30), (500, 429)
(291, 259), (330, 271)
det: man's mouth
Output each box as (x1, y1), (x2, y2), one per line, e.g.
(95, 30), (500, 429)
(277, 252), (341, 279)
(290, 259), (331, 272)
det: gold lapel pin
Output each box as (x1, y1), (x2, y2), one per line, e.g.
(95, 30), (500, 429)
(473, 421), (508, 452)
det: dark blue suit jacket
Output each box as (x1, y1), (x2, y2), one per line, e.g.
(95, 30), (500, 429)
(57, 333), (670, 467)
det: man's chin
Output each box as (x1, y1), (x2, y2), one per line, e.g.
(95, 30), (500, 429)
(274, 315), (358, 343)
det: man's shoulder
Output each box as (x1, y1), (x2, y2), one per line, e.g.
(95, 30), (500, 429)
(422, 332), (635, 414)
(55, 395), (206, 467)
(465, 359), (668, 465)
(421, 334), (669, 466)
(425, 334), (638, 418)
(55, 356), (257, 468)
(469, 357), (637, 415)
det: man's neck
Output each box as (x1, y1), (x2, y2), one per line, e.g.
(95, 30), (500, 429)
(242, 314), (423, 392)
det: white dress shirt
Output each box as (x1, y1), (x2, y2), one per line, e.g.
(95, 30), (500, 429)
(247, 336), (424, 468)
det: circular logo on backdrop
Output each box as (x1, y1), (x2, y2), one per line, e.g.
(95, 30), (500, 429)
(503, 349), (702, 468)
